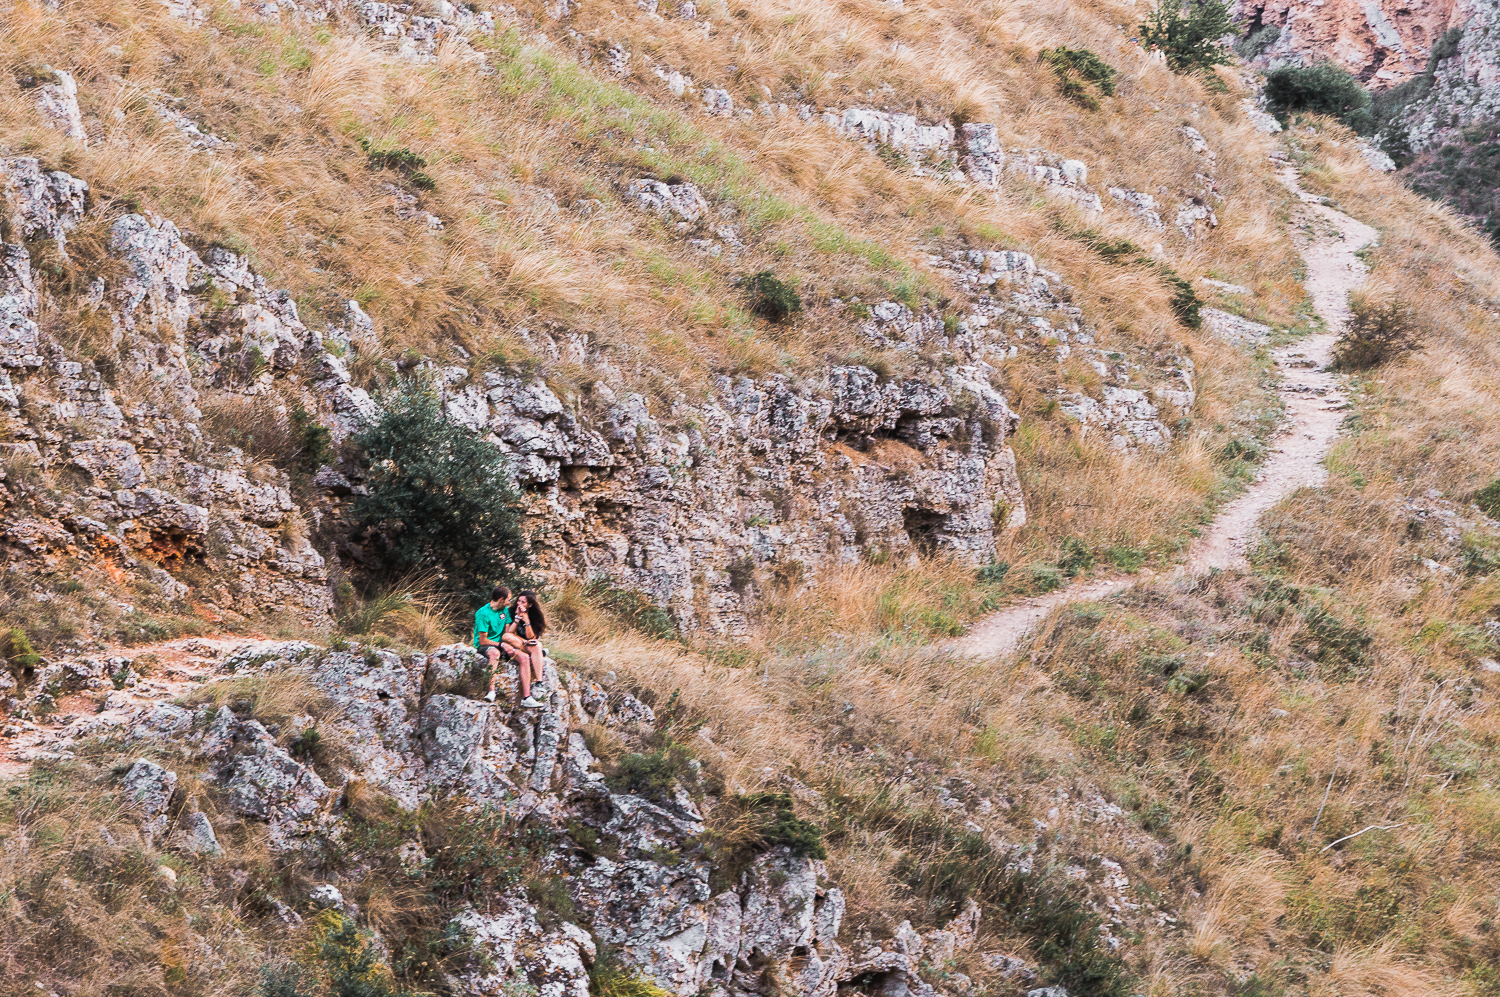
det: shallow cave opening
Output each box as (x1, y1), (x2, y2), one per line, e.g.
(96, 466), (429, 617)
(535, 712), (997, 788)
(132, 527), (206, 567)
(902, 506), (947, 556)
(840, 970), (910, 997)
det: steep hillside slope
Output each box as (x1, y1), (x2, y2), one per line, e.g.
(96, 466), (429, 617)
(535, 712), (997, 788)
(3, 2), (1500, 997)
(3, 0), (1301, 642)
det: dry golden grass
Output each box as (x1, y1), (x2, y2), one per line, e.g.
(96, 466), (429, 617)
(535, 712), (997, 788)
(179, 670), (353, 764)
(1, 0), (1317, 585)
(0, 760), (273, 996)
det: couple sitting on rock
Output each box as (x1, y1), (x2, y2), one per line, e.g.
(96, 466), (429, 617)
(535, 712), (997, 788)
(473, 585), (550, 708)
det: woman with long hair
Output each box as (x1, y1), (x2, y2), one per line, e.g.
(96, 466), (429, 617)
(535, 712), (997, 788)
(501, 590), (548, 708)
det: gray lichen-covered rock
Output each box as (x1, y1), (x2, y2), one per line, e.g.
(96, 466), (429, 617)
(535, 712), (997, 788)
(452, 900), (596, 997)
(171, 810), (223, 855)
(37, 640), (1021, 997)
(625, 179), (710, 222)
(35, 69), (87, 143)
(1202, 308), (1273, 347)
(0, 157), (88, 253)
(0, 164), (333, 625)
(122, 758), (178, 843)
(201, 707), (331, 847)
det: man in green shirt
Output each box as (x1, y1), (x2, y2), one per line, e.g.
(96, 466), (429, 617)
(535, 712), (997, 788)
(474, 585), (512, 703)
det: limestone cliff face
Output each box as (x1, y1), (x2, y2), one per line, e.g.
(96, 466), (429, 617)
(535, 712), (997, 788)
(1381, 0), (1500, 152)
(0, 156), (1029, 636)
(1239, 0), (1500, 153)
(0, 142), (1194, 636)
(1241, 0), (1468, 85)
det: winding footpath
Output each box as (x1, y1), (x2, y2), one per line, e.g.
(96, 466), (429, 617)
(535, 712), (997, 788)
(953, 166), (1379, 659)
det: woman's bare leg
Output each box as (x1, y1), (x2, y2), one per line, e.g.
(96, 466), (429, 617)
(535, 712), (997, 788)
(528, 645), (545, 691)
(501, 635), (531, 698)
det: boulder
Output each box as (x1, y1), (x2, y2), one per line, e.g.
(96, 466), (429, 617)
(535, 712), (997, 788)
(121, 758), (178, 843)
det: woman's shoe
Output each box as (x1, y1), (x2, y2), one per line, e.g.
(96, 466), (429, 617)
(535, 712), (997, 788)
(484, 689), (496, 702)
(520, 696), (545, 709)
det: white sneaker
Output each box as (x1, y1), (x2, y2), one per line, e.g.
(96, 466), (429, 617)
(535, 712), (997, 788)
(484, 689), (496, 703)
(520, 696), (545, 709)
(532, 683), (551, 698)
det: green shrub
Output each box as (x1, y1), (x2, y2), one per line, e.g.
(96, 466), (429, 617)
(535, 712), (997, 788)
(589, 952), (675, 997)
(1244, 577), (1372, 670)
(743, 271), (802, 321)
(1264, 62), (1372, 130)
(1030, 563), (1066, 592)
(1297, 604), (1373, 666)
(361, 138), (437, 191)
(1138, 800), (1172, 831)
(1234, 23), (1280, 59)
(528, 874), (577, 929)
(1474, 479), (1500, 520)
(319, 913), (414, 997)
(607, 743), (700, 803)
(1084, 233), (1140, 262)
(291, 404), (333, 473)
(1138, 0), (1235, 76)
(1218, 437), (1265, 462)
(707, 791), (826, 891)
(350, 381), (531, 600)
(1040, 47), (1117, 110)
(290, 727), (322, 761)
(1059, 537), (1095, 576)
(1106, 545), (1148, 571)
(1332, 295), (1421, 370)
(2, 626), (40, 680)
(1167, 276), (1203, 328)
(976, 560), (1010, 583)
(1405, 120), (1500, 249)
(1165, 669), (1209, 695)
(583, 578), (678, 640)
(422, 803), (532, 904)
(721, 792), (825, 857)
(1458, 536), (1500, 576)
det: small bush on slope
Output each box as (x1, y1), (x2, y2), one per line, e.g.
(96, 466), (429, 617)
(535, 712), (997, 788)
(1332, 293), (1422, 370)
(350, 381), (531, 600)
(359, 138), (437, 191)
(1040, 47), (1118, 110)
(1475, 479), (1500, 520)
(1138, 0), (1236, 76)
(1264, 62), (1373, 131)
(1234, 24), (1280, 59)
(706, 791), (826, 889)
(743, 270), (803, 321)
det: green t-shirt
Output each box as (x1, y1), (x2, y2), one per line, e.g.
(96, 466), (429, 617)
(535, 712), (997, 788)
(473, 603), (513, 650)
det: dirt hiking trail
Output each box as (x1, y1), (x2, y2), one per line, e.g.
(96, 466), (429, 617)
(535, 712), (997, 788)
(953, 166), (1379, 659)
(0, 635), (254, 779)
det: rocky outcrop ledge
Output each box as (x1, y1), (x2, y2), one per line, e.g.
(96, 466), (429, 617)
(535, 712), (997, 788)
(38, 639), (1038, 997)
